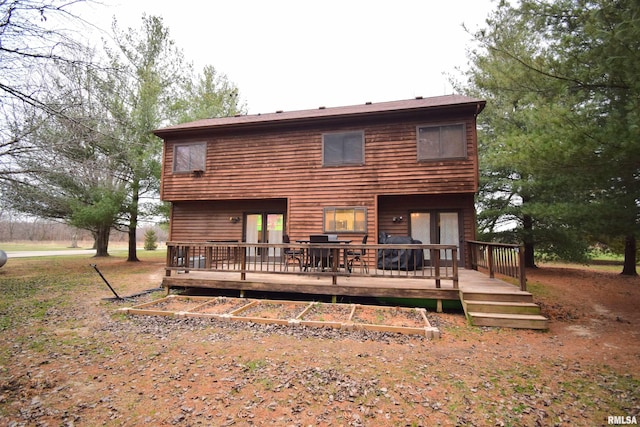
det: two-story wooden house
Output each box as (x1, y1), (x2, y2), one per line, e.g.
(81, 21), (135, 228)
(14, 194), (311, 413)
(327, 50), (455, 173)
(154, 94), (485, 268)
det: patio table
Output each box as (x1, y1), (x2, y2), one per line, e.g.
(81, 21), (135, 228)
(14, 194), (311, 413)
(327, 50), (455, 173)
(296, 239), (352, 271)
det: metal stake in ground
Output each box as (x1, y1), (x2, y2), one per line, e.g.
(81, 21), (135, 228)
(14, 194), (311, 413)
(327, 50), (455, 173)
(90, 264), (124, 300)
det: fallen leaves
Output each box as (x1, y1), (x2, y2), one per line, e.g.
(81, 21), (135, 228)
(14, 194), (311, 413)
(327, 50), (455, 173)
(1, 256), (639, 426)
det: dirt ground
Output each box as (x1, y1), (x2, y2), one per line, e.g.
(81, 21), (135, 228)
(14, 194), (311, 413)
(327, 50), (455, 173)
(0, 259), (638, 426)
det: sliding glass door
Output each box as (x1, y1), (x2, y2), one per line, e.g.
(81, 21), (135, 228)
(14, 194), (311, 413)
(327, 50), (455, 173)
(245, 213), (284, 259)
(410, 211), (461, 262)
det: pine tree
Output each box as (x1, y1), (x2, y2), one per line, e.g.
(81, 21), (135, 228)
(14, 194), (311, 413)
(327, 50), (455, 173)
(143, 229), (158, 251)
(463, 0), (639, 274)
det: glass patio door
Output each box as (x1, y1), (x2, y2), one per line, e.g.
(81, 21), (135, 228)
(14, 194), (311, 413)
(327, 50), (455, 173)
(410, 211), (460, 262)
(438, 212), (459, 261)
(410, 212), (431, 260)
(245, 213), (284, 259)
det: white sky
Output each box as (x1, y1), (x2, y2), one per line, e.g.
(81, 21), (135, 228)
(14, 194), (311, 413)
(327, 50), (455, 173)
(77, 0), (495, 115)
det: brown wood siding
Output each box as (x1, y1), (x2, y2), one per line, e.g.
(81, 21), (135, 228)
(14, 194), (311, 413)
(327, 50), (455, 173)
(161, 113), (477, 201)
(169, 199), (286, 241)
(161, 109), (480, 246)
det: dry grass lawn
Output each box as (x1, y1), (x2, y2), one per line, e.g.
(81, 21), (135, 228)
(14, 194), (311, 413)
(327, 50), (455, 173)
(0, 250), (638, 426)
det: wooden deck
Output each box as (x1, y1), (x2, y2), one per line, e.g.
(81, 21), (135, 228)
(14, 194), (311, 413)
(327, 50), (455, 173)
(162, 268), (548, 329)
(163, 268), (462, 301)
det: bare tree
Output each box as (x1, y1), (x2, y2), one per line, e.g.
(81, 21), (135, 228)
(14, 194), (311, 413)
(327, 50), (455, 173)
(1, 6), (246, 259)
(1, 0), (94, 183)
(2, 47), (132, 256)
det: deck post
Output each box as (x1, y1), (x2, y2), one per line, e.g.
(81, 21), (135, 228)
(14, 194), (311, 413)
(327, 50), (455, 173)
(205, 246), (212, 270)
(468, 241), (477, 270)
(487, 244), (495, 279)
(331, 247), (339, 285)
(240, 247), (247, 281)
(452, 248), (459, 289)
(165, 244), (172, 278)
(518, 245), (527, 291)
(433, 249), (441, 288)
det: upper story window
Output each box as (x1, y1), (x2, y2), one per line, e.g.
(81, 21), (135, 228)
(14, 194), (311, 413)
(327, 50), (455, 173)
(173, 142), (206, 173)
(324, 207), (367, 233)
(417, 124), (466, 161)
(322, 131), (364, 166)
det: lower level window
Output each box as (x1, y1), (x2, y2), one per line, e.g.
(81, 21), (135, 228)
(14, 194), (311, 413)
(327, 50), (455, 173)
(324, 207), (367, 233)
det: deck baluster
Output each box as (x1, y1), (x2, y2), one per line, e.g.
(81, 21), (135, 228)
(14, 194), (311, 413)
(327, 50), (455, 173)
(164, 241), (459, 291)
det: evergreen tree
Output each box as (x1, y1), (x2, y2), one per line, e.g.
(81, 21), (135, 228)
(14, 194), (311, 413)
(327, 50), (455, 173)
(463, 0), (639, 274)
(143, 229), (158, 251)
(104, 15), (245, 262)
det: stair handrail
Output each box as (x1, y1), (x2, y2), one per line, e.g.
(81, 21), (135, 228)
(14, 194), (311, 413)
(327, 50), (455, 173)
(466, 240), (526, 291)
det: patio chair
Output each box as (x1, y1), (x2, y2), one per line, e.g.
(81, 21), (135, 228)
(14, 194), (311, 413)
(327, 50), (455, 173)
(346, 234), (369, 273)
(282, 235), (303, 271)
(308, 234), (330, 271)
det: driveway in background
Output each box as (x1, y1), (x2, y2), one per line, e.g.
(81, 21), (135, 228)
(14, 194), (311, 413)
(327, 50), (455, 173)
(4, 249), (97, 258)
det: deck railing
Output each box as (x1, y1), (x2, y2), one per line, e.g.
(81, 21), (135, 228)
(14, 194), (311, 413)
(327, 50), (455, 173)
(467, 240), (526, 291)
(165, 241), (459, 288)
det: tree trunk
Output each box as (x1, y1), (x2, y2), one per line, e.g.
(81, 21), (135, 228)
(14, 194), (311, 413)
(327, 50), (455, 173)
(522, 213), (537, 268)
(128, 225), (138, 261)
(127, 180), (140, 262)
(94, 225), (110, 257)
(621, 234), (637, 276)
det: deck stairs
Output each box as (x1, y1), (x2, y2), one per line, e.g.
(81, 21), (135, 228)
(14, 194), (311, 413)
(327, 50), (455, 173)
(458, 274), (548, 330)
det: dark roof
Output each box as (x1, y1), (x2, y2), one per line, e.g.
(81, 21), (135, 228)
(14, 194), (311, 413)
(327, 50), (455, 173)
(153, 94), (485, 137)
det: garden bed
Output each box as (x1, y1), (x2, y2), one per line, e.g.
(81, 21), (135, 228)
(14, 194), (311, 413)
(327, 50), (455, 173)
(123, 295), (212, 316)
(122, 297), (439, 337)
(299, 302), (355, 328)
(188, 297), (255, 317)
(351, 305), (427, 328)
(348, 305), (438, 337)
(230, 300), (311, 325)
